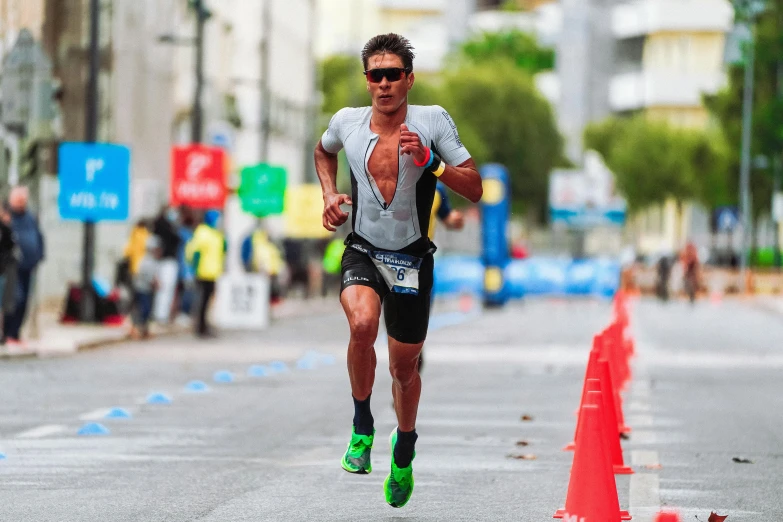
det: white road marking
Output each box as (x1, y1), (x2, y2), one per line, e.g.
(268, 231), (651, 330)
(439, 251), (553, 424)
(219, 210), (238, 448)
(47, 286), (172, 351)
(627, 414), (654, 427)
(15, 424), (67, 439)
(632, 450), (660, 466)
(629, 473), (661, 522)
(79, 408), (112, 421)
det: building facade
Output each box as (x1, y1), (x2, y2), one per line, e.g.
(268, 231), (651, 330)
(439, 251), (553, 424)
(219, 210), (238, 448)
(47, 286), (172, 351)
(0, 0), (316, 307)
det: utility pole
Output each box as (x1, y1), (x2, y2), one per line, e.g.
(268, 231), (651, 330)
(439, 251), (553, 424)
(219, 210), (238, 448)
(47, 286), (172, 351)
(260, 0), (272, 162)
(738, 21), (756, 292)
(192, 0), (210, 144)
(80, 0), (101, 322)
(774, 12), (783, 270)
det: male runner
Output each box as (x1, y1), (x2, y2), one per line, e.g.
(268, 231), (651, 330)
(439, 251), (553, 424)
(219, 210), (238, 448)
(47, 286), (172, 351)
(313, 33), (482, 508)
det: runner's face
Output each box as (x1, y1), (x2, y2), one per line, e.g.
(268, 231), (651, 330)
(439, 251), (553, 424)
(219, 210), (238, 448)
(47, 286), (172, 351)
(365, 53), (414, 114)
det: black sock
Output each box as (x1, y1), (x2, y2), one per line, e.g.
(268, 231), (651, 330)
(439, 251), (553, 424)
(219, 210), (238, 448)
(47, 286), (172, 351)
(394, 428), (418, 468)
(352, 394), (374, 435)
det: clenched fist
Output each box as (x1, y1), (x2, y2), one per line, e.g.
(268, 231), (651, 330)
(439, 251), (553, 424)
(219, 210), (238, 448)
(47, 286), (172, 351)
(323, 192), (352, 232)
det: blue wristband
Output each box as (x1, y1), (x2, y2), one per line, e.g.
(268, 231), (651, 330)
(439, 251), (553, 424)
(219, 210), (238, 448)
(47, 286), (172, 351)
(423, 150), (435, 170)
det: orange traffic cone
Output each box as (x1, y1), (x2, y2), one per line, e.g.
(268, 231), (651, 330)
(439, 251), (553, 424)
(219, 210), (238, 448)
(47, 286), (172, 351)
(571, 337), (602, 417)
(598, 333), (632, 435)
(654, 511), (681, 522)
(553, 396), (631, 520)
(597, 360), (633, 475)
(563, 377), (600, 452)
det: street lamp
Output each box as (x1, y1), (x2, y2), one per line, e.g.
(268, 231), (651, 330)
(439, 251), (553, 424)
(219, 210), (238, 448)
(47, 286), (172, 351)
(158, 0), (211, 144)
(735, 0), (767, 291)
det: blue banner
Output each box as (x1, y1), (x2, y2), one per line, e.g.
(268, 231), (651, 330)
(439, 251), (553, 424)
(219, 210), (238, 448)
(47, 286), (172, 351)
(435, 256), (620, 300)
(480, 164), (511, 306)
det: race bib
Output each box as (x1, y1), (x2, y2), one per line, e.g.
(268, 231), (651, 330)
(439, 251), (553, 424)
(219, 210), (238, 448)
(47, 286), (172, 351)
(369, 250), (422, 295)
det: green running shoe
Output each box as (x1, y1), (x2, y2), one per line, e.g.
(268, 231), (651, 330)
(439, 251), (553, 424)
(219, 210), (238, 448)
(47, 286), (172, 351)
(384, 428), (415, 508)
(341, 427), (374, 474)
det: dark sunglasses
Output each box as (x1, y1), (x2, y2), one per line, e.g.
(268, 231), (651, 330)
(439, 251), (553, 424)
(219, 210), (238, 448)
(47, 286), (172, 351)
(364, 67), (410, 83)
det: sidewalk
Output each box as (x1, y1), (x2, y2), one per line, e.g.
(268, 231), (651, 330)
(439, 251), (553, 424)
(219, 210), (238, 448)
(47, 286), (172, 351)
(0, 296), (344, 360)
(756, 295), (783, 316)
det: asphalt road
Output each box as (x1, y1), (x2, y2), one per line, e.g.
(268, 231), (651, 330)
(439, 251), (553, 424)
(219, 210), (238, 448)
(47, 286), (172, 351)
(0, 296), (781, 521)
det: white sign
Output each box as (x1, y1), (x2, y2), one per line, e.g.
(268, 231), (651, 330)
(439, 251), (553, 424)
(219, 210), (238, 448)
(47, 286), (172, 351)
(213, 273), (271, 330)
(773, 192), (783, 223)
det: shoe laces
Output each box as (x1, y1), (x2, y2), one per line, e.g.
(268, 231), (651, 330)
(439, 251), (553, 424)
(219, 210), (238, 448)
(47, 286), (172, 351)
(350, 434), (372, 452)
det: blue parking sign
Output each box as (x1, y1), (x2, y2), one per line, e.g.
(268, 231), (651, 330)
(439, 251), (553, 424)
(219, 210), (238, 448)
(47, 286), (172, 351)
(58, 142), (130, 222)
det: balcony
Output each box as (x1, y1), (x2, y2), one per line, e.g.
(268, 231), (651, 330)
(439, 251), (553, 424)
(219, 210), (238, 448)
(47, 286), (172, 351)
(609, 70), (727, 111)
(612, 0), (734, 39)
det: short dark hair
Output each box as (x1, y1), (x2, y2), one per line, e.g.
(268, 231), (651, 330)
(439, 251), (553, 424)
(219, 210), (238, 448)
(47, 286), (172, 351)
(361, 33), (415, 72)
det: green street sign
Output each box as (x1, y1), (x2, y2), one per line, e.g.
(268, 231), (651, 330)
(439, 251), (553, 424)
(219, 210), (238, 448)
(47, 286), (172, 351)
(238, 163), (287, 216)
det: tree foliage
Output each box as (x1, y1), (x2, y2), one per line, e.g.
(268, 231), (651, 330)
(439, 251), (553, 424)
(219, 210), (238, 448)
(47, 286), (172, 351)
(585, 116), (731, 212)
(704, 0), (783, 217)
(457, 30), (554, 75)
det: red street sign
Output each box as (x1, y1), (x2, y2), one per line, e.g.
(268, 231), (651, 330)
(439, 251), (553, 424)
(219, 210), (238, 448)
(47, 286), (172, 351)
(170, 145), (227, 209)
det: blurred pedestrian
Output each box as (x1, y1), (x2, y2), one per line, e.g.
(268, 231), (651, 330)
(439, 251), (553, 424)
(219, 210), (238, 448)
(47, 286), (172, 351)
(175, 206), (197, 320)
(152, 206), (181, 323)
(130, 236), (161, 339)
(0, 203), (17, 341)
(123, 219), (150, 278)
(681, 241), (701, 304)
(3, 187), (44, 345)
(655, 254), (671, 302)
(185, 210), (226, 338)
(241, 222), (285, 302)
(322, 234), (346, 297)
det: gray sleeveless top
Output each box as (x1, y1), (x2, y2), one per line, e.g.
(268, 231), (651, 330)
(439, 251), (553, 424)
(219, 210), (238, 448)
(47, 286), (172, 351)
(320, 105), (471, 253)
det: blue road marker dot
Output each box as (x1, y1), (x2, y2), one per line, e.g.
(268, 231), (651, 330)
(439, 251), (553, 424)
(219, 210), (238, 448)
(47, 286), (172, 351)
(105, 408), (132, 419)
(296, 357), (316, 370)
(320, 354), (336, 365)
(269, 361), (289, 373)
(185, 380), (210, 392)
(213, 370), (234, 383)
(78, 422), (110, 436)
(147, 392), (172, 405)
(0, 452), (6, 460)
(248, 365), (268, 377)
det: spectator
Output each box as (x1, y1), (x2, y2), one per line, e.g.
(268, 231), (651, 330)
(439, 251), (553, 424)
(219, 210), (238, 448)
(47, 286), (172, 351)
(185, 210), (226, 338)
(241, 222), (285, 302)
(0, 203), (17, 341)
(124, 219), (150, 277)
(3, 187), (44, 345)
(151, 206), (181, 323)
(175, 206), (197, 319)
(130, 236), (161, 339)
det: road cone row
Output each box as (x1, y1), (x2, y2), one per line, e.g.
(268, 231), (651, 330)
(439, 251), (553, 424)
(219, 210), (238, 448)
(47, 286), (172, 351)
(554, 293), (635, 521)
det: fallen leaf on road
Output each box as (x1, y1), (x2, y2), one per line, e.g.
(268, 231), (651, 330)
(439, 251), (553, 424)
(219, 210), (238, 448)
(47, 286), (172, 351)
(515, 440), (530, 447)
(644, 463), (663, 470)
(732, 457), (753, 464)
(708, 512), (728, 522)
(506, 453), (537, 460)
(520, 414), (534, 421)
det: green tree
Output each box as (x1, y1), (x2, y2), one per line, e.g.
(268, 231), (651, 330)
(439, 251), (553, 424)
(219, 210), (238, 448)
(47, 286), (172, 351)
(440, 60), (563, 218)
(704, 0), (783, 217)
(457, 30), (554, 75)
(585, 116), (731, 212)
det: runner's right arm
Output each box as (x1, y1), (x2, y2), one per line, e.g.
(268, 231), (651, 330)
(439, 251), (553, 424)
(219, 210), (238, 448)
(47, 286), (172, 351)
(315, 109), (352, 232)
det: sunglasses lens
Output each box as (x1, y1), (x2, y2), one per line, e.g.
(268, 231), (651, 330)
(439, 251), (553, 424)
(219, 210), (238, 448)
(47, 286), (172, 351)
(366, 68), (406, 83)
(386, 69), (403, 81)
(368, 70), (385, 83)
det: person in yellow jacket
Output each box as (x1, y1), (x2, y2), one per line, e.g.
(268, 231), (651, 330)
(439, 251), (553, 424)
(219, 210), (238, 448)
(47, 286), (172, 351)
(241, 226), (285, 302)
(185, 210), (226, 337)
(124, 220), (151, 276)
